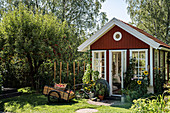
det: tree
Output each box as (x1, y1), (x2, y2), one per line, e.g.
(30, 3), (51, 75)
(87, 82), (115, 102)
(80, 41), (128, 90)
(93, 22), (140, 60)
(0, 4), (82, 88)
(0, 0), (108, 38)
(126, 0), (170, 44)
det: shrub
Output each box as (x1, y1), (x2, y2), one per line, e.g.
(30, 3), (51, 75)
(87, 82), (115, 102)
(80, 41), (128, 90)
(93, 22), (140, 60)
(154, 68), (164, 94)
(131, 95), (169, 112)
(123, 58), (148, 102)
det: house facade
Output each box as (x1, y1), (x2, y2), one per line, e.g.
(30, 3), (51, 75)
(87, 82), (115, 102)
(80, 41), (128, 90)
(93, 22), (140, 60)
(78, 18), (170, 96)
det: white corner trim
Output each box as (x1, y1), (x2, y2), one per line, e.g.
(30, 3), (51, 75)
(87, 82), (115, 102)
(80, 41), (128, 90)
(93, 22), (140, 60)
(150, 46), (153, 86)
(78, 18), (161, 52)
(109, 50), (112, 96)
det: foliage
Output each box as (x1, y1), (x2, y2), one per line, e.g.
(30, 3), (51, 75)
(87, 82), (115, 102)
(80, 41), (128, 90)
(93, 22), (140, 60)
(83, 80), (96, 93)
(0, 72), (2, 93)
(154, 68), (164, 94)
(123, 58), (148, 102)
(0, 93), (131, 113)
(82, 64), (99, 84)
(130, 95), (169, 112)
(0, 4), (84, 89)
(95, 82), (107, 97)
(82, 64), (91, 84)
(126, 0), (170, 44)
(0, 0), (108, 38)
(17, 87), (34, 94)
(130, 81), (170, 112)
(124, 58), (136, 89)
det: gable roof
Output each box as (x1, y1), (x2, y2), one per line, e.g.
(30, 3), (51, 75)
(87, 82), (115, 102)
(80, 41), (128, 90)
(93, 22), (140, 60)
(78, 18), (170, 52)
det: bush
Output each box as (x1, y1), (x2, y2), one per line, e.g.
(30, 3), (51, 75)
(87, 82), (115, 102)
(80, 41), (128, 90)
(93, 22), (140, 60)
(131, 95), (169, 112)
(154, 68), (164, 94)
(123, 58), (148, 102)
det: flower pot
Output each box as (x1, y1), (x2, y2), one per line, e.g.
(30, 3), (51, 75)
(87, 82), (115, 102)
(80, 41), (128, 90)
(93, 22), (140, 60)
(98, 95), (104, 100)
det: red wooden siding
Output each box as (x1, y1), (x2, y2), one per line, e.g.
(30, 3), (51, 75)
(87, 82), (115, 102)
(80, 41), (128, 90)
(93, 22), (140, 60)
(90, 25), (150, 50)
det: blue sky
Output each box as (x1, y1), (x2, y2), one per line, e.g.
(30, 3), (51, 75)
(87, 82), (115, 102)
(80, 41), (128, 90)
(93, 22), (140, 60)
(100, 0), (131, 23)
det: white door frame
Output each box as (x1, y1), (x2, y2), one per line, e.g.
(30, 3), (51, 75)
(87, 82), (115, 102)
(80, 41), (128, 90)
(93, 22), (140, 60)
(109, 50), (127, 96)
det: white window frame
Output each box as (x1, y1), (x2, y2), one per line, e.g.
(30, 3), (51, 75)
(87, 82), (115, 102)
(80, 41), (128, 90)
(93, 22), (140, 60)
(130, 49), (148, 77)
(92, 50), (107, 80)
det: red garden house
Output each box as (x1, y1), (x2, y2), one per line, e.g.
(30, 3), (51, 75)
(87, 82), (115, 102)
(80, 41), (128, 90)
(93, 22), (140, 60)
(78, 18), (170, 96)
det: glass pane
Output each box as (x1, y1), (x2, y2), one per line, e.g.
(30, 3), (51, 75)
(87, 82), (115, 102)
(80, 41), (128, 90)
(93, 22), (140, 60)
(102, 67), (105, 73)
(93, 52), (105, 79)
(95, 52), (98, 58)
(139, 59), (145, 67)
(165, 52), (168, 80)
(154, 49), (158, 67)
(139, 51), (145, 59)
(135, 60), (138, 67)
(102, 52), (104, 58)
(101, 74), (105, 78)
(132, 51), (138, 58)
(94, 59), (99, 66)
(134, 68), (138, 75)
(160, 51), (164, 69)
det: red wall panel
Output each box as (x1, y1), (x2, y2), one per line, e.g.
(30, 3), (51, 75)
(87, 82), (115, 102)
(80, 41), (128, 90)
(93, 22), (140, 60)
(90, 25), (149, 50)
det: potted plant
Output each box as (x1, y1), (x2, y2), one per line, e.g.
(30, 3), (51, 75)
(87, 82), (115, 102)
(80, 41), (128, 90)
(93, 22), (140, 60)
(98, 88), (105, 100)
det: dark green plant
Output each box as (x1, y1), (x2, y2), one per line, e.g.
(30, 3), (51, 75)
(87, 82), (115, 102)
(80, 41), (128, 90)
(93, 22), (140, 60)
(0, 72), (2, 93)
(98, 88), (105, 96)
(123, 58), (148, 102)
(95, 83), (107, 97)
(124, 58), (136, 90)
(154, 68), (164, 94)
(82, 63), (99, 84)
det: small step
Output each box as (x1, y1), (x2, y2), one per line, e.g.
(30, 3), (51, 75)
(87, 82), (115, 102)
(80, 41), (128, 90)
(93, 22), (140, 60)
(105, 96), (121, 100)
(0, 92), (22, 100)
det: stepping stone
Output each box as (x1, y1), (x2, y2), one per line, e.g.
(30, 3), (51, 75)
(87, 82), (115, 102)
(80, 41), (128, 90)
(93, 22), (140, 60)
(76, 108), (98, 113)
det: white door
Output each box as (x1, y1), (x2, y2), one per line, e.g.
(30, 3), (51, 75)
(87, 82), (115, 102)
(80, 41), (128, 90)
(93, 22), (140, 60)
(109, 50), (126, 96)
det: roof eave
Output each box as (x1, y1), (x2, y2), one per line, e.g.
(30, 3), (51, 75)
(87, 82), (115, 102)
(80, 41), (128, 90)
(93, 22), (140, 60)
(158, 47), (170, 52)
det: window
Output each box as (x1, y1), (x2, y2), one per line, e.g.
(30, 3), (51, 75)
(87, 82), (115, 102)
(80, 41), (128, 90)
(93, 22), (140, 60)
(92, 51), (106, 79)
(113, 32), (122, 41)
(165, 52), (168, 81)
(154, 49), (159, 68)
(130, 49), (148, 78)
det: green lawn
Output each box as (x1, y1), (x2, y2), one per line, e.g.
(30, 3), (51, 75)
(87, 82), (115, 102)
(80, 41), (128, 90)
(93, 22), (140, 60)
(0, 94), (131, 113)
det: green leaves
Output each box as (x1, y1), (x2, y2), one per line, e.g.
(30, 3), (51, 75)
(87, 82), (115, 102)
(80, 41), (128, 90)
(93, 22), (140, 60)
(126, 0), (170, 44)
(0, 4), (85, 89)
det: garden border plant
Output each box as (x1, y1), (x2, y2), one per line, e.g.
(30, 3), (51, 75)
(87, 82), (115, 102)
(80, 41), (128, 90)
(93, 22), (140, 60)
(123, 58), (148, 102)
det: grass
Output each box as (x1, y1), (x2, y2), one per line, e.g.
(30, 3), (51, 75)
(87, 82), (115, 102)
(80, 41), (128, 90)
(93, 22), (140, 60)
(0, 93), (131, 113)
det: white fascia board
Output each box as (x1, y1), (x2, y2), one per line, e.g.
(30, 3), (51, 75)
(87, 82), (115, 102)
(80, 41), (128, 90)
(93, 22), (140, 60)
(158, 47), (170, 52)
(114, 19), (160, 49)
(78, 18), (116, 51)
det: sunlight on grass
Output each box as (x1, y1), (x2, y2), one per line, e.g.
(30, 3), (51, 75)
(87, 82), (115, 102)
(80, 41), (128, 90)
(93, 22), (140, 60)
(0, 94), (131, 113)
